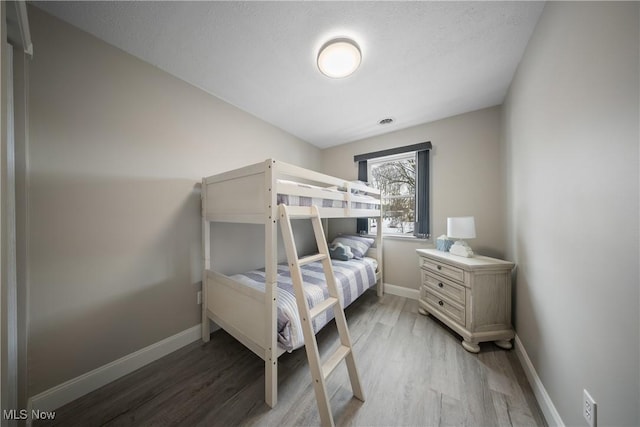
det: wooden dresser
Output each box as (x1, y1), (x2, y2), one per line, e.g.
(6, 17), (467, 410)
(416, 248), (515, 353)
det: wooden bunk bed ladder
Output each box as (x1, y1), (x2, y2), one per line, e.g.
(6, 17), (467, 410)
(278, 204), (365, 427)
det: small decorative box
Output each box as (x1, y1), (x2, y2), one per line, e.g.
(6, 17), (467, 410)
(435, 235), (453, 252)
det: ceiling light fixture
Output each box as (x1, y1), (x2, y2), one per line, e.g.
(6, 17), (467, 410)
(317, 38), (361, 78)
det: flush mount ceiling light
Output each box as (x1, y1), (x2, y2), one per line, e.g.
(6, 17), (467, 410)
(317, 38), (361, 78)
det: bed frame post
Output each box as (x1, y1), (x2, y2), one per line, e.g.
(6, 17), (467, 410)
(202, 178), (211, 342)
(265, 159), (278, 407)
(376, 214), (384, 296)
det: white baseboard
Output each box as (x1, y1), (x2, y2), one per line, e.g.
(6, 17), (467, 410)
(383, 283), (419, 300)
(28, 324), (202, 414)
(514, 335), (564, 427)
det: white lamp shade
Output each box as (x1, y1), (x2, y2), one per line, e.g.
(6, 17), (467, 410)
(447, 216), (476, 239)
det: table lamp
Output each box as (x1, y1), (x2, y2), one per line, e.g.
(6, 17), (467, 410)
(447, 216), (476, 258)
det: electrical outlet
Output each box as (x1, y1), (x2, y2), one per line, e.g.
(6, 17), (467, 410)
(583, 389), (597, 427)
(197, 291), (202, 305)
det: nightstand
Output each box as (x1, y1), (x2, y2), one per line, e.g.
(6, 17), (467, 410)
(416, 248), (515, 353)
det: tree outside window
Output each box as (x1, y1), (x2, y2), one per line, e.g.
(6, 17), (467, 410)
(368, 153), (416, 235)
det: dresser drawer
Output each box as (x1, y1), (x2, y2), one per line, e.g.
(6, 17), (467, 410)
(421, 289), (465, 326)
(421, 271), (465, 305)
(419, 257), (464, 282)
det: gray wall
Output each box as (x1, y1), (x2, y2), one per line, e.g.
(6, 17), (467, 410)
(26, 8), (320, 396)
(502, 2), (639, 426)
(322, 106), (506, 290)
(13, 46), (29, 412)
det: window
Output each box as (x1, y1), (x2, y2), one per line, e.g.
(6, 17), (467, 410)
(368, 153), (416, 235)
(354, 142), (431, 238)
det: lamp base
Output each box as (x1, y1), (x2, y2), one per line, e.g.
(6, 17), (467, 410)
(449, 240), (474, 258)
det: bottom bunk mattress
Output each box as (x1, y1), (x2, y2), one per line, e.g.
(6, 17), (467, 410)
(229, 257), (377, 352)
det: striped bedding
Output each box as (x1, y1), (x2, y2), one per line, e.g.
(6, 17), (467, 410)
(276, 179), (378, 210)
(277, 194), (377, 210)
(230, 257), (378, 352)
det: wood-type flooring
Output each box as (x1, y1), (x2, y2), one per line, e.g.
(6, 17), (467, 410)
(36, 291), (547, 426)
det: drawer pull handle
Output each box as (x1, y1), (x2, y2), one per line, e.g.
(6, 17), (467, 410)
(437, 265), (442, 270)
(438, 282), (444, 288)
(438, 300), (444, 306)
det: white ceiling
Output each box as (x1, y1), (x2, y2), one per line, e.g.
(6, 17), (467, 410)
(33, 1), (545, 148)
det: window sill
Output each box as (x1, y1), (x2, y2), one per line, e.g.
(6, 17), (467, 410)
(362, 233), (431, 242)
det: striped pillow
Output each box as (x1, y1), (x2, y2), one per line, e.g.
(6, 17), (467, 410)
(330, 235), (374, 259)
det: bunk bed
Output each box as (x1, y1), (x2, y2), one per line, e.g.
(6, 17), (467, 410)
(201, 158), (383, 408)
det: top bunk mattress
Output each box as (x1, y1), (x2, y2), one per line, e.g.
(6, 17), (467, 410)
(276, 179), (378, 210)
(229, 257), (378, 352)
